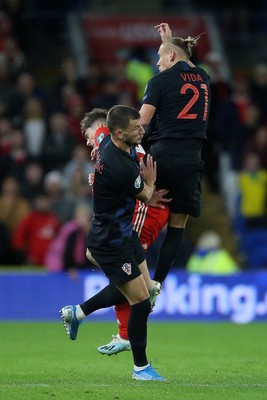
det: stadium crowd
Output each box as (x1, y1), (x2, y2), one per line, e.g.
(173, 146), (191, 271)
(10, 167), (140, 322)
(1, 1), (267, 270)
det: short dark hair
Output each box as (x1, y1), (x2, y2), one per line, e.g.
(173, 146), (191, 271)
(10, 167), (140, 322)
(80, 108), (108, 138)
(107, 105), (140, 135)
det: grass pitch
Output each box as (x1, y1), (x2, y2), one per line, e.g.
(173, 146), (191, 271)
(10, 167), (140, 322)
(0, 322), (266, 400)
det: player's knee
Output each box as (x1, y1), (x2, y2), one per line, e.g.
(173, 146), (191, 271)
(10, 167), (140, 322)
(132, 298), (151, 315)
(129, 287), (149, 304)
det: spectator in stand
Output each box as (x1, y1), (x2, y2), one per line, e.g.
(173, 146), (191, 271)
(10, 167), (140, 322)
(66, 166), (92, 204)
(9, 71), (46, 127)
(0, 55), (15, 119)
(125, 46), (155, 103)
(214, 77), (253, 195)
(1, 0), (31, 53)
(91, 76), (121, 110)
(214, 84), (240, 155)
(215, 0), (252, 41)
(12, 192), (61, 266)
(65, 93), (86, 144)
(202, 51), (230, 92)
(200, 51), (231, 191)
(187, 230), (239, 274)
(4, 127), (30, 180)
(230, 103), (261, 170)
(84, 61), (103, 109)
(44, 203), (92, 276)
(0, 175), (30, 235)
(218, 77), (252, 151)
(0, 116), (12, 156)
(216, 76), (252, 152)
(2, 37), (27, 81)
(42, 111), (76, 172)
(23, 96), (46, 160)
(238, 151), (267, 228)
(0, 221), (14, 264)
(242, 125), (267, 170)
(0, 11), (12, 53)
(250, 63), (267, 124)
(43, 170), (75, 224)
(62, 143), (94, 189)
(50, 56), (87, 111)
(0, 117), (13, 182)
(231, 76), (251, 125)
(109, 58), (139, 108)
(21, 162), (44, 204)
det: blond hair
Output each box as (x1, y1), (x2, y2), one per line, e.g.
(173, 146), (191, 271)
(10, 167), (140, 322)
(165, 34), (203, 59)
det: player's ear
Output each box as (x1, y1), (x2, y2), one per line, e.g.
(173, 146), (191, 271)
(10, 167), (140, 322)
(169, 50), (175, 61)
(115, 129), (123, 139)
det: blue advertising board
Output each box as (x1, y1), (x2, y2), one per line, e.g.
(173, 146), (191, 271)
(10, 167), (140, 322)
(1, 270), (267, 323)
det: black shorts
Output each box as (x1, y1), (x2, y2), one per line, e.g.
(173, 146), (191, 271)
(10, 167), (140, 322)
(87, 230), (145, 284)
(147, 139), (205, 217)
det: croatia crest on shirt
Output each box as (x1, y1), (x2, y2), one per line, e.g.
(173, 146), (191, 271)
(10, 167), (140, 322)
(122, 263), (132, 275)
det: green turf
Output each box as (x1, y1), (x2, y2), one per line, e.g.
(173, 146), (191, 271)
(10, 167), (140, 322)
(0, 322), (266, 400)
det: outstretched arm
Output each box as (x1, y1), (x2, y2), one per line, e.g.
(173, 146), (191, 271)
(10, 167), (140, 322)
(155, 23), (172, 42)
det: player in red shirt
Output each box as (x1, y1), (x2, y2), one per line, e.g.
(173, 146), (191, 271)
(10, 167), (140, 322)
(80, 108), (170, 355)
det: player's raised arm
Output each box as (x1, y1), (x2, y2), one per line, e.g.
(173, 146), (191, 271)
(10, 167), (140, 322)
(155, 22), (172, 42)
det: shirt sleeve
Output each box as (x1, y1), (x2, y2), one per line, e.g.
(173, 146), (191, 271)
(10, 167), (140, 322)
(142, 76), (161, 107)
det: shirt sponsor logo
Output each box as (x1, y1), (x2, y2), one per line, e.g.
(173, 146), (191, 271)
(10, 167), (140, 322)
(122, 263), (132, 275)
(134, 175), (141, 189)
(96, 132), (105, 144)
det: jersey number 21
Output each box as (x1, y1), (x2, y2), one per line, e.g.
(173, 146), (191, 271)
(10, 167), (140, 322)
(177, 83), (209, 122)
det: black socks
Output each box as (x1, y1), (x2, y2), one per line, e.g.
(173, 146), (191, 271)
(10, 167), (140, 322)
(128, 298), (151, 367)
(153, 227), (185, 283)
(80, 283), (126, 316)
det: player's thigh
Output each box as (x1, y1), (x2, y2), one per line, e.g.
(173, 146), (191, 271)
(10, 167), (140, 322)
(132, 230), (146, 264)
(87, 233), (143, 285)
(117, 274), (149, 305)
(148, 138), (204, 192)
(86, 248), (100, 267)
(168, 212), (189, 228)
(170, 160), (204, 216)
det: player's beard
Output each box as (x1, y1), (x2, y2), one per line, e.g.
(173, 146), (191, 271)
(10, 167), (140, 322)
(124, 136), (142, 147)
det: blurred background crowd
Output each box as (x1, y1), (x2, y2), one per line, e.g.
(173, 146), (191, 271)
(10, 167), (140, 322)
(1, 0), (267, 273)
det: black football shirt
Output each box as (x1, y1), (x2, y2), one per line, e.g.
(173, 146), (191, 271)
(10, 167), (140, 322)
(142, 61), (211, 141)
(90, 135), (144, 247)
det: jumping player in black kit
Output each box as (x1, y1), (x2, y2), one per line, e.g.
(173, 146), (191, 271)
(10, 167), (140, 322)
(140, 22), (211, 284)
(60, 105), (166, 381)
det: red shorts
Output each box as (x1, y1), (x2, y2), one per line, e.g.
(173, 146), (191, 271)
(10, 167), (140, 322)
(132, 201), (169, 250)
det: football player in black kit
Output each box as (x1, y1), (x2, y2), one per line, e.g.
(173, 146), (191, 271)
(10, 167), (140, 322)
(140, 22), (212, 284)
(60, 105), (166, 381)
